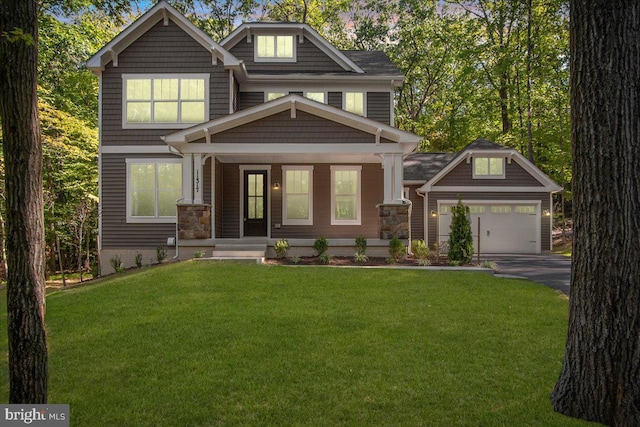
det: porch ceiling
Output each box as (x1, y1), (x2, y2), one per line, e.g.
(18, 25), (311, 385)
(215, 153), (384, 163)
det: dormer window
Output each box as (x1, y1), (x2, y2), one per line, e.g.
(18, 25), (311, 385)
(344, 92), (365, 116)
(255, 35), (295, 61)
(473, 157), (505, 179)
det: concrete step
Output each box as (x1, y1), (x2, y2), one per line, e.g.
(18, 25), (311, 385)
(214, 244), (267, 253)
(211, 250), (265, 258)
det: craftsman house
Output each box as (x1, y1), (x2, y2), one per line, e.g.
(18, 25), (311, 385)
(88, 2), (561, 273)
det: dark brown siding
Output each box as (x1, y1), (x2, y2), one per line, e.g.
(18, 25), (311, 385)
(237, 92), (264, 110)
(367, 92), (391, 125)
(215, 158), (223, 237)
(406, 185), (424, 241)
(229, 36), (346, 73)
(328, 92), (342, 109)
(434, 160), (545, 187)
(101, 19), (230, 147)
(209, 110), (390, 144)
(101, 153), (180, 248)
(221, 164), (240, 238)
(203, 157), (212, 205)
(425, 192), (552, 251)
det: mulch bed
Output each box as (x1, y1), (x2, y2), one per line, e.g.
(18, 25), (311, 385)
(264, 255), (453, 267)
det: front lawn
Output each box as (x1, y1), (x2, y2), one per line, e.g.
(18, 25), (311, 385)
(0, 262), (587, 426)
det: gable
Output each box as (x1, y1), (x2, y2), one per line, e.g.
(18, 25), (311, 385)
(433, 158), (545, 187)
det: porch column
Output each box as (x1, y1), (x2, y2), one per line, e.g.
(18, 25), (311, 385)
(383, 154), (394, 204)
(393, 153), (404, 202)
(182, 154), (193, 204)
(193, 153), (203, 204)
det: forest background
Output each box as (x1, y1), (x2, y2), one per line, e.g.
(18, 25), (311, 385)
(0, 0), (570, 279)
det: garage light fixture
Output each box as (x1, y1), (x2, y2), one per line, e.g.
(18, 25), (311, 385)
(543, 209), (551, 217)
(430, 210), (437, 217)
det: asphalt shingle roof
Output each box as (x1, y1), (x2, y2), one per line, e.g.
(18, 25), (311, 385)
(403, 153), (457, 182)
(341, 50), (403, 76)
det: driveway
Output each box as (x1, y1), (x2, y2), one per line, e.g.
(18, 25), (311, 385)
(482, 254), (571, 295)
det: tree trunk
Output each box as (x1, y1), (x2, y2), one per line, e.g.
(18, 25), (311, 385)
(550, 0), (640, 425)
(0, 0), (48, 403)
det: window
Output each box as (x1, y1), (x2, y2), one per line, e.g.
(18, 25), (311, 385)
(331, 166), (361, 225)
(491, 205), (512, 214)
(123, 74), (208, 128)
(473, 157), (505, 178)
(282, 166), (313, 225)
(344, 92), (365, 116)
(256, 35), (295, 61)
(305, 92), (325, 103)
(515, 205), (536, 214)
(266, 92), (286, 101)
(126, 160), (182, 222)
(469, 205), (486, 214)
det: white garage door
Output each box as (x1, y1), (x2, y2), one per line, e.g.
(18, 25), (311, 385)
(437, 202), (540, 254)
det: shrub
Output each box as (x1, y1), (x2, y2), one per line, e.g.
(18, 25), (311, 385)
(388, 237), (405, 261)
(448, 198), (474, 264)
(411, 239), (429, 261)
(110, 254), (124, 273)
(354, 252), (369, 264)
(480, 260), (498, 270)
(290, 256), (301, 265)
(134, 253), (143, 268)
(274, 239), (290, 259)
(417, 258), (431, 267)
(193, 250), (205, 258)
(319, 253), (331, 265)
(313, 237), (328, 256)
(354, 236), (367, 255)
(386, 257), (396, 264)
(156, 246), (168, 263)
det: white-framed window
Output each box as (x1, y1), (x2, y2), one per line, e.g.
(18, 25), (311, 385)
(265, 92), (286, 102)
(305, 92), (326, 103)
(491, 205), (512, 214)
(515, 205), (536, 214)
(473, 157), (505, 179)
(123, 74), (208, 129)
(282, 166), (313, 226)
(255, 35), (295, 61)
(344, 92), (365, 116)
(331, 166), (362, 225)
(126, 159), (182, 223)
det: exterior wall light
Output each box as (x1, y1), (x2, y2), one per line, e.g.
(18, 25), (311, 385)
(430, 210), (437, 217)
(543, 209), (551, 217)
(273, 182), (281, 190)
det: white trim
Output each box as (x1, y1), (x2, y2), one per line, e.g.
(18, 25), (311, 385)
(121, 73), (210, 129)
(211, 158), (216, 239)
(254, 34), (297, 63)
(281, 166), (314, 226)
(98, 73), (103, 251)
(239, 83), (399, 93)
(264, 91), (287, 102)
(239, 165), (271, 239)
(125, 158), (183, 223)
(330, 165), (362, 226)
(429, 186), (555, 193)
(101, 145), (174, 154)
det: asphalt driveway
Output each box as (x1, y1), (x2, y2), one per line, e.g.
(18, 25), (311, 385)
(482, 254), (571, 295)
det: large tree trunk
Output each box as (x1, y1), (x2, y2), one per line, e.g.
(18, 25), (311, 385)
(0, 0), (48, 403)
(550, 0), (640, 425)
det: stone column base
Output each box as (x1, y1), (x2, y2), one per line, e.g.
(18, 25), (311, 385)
(377, 203), (409, 239)
(177, 204), (211, 239)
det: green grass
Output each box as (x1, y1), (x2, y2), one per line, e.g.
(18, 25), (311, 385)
(0, 262), (589, 426)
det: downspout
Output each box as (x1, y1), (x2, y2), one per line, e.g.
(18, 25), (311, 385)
(402, 195), (413, 255)
(165, 140), (185, 260)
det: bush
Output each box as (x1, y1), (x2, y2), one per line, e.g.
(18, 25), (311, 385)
(319, 253), (331, 265)
(110, 254), (124, 273)
(417, 258), (431, 266)
(448, 199), (474, 264)
(389, 237), (405, 261)
(135, 252), (143, 268)
(193, 250), (205, 258)
(354, 236), (367, 255)
(313, 237), (328, 256)
(354, 252), (369, 264)
(274, 239), (290, 259)
(411, 239), (429, 261)
(156, 246), (168, 263)
(290, 256), (301, 265)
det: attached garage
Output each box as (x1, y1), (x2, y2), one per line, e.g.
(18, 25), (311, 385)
(404, 138), (562, 254)
(437, 201), (541, 254)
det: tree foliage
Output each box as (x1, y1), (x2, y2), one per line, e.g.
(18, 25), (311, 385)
(448, 199), (474, 264)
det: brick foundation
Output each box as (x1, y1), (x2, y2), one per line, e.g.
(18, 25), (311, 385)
(377, 203), (410, 239)
(177, 204), (212, 239)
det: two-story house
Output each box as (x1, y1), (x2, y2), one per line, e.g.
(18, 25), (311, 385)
(88, 2), (561, 273)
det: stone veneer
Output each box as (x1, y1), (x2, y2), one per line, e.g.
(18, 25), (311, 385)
(377, 203), (410, 239)
(177, 204), (211, 239)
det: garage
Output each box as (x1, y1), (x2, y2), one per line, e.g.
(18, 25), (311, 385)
(437, 201), (541, 254)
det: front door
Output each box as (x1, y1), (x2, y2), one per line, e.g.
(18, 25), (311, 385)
(243, 170), (267, 236)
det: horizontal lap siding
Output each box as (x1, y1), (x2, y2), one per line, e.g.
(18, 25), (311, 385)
(221, 164), (240, 238)
(367, 92), (391, 125)
(406, 185), (424, 241)
(435, 160), (545, 187)
(203, 157), (212, 205)
(237, 92), (264, 110)
(101, 153), (180, 248)
(426, 192), (551, 251)
(215, 159), (224, 238)
(328, 92), (342, 109)
(229, 37), (346, 72)
(101, 20), (229, 146)
(211, 110), (385, 144)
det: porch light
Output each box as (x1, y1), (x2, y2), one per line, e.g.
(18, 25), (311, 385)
(273, 182), (281, 190)
(430, 210), (437, 217)
(543, 209), (551, 217)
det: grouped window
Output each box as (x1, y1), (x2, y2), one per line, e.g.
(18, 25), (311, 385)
(126, 159), (182, 222)
(255, 35), (295, 61)
(473, 157), (505, 178)
(123, 74), (208, 128)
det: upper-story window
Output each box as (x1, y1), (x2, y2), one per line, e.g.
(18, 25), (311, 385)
(473, 157), (505, 179)
(255, 35), (295, 61)
(123, 74), (209, 129)
(266, 92), (286, 101)
(344, 92), (365, 116)
(305, 92), (325, 103)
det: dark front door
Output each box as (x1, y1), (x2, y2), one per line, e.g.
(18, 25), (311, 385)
(244, 170), (267, 236)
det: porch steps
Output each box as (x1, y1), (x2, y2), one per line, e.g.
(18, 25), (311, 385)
(209, 244), (267, 264)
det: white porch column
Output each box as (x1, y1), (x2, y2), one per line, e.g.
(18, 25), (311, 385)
(393, 153), (404, 202)
(382, 154), (394, 204)
(182, 153), (193, 204)
(193, 153), (203, 204)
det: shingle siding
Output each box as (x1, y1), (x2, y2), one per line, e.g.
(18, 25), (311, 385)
(101, 20), (230, 147)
